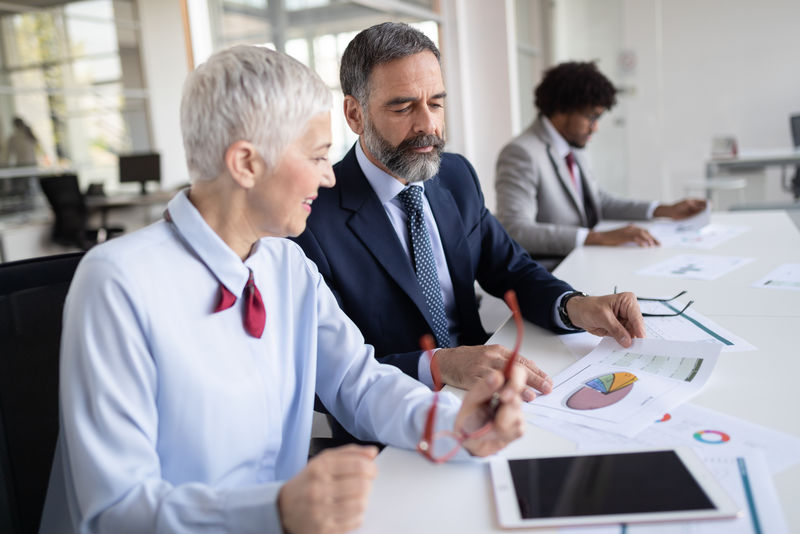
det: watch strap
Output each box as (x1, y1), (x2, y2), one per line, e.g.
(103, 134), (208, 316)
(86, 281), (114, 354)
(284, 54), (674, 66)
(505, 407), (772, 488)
(558, 291), (587, 330)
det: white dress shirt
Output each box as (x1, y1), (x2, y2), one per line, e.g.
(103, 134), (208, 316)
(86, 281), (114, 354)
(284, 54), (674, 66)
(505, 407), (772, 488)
(40, 189), (463, 533)
(354, 142), (576, 388)
(355, 142), (460, 385)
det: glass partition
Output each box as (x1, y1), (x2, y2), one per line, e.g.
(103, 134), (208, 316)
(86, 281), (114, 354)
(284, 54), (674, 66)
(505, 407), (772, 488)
(0, 0), (151, 189)
(205, 0), (440, 161)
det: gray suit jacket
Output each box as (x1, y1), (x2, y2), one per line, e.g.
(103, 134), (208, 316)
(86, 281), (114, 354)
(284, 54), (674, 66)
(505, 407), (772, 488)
(495, 116), (652, 264)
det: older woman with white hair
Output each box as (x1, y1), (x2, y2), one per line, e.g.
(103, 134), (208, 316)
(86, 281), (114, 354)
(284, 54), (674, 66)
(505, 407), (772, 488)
(40, 46), (526, 533)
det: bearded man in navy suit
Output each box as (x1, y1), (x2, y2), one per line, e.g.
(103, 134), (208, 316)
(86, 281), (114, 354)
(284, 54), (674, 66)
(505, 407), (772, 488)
(294, 22), (645, 439)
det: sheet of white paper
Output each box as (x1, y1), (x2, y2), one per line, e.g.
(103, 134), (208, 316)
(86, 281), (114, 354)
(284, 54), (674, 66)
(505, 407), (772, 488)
(649, 223), (750, 250)
(593, 209), (750, 250)
(636, 254), (754, 280)
(751, 263), (800, 291)
(529, 403), (800, 475)
(674, 204), (712, 231)
(558, 300), (756, 357)
(559, 330), (603, 358)
(524, 338), (721, 437)
(639, 299), (756, 352)
(627, 450), (788, 534)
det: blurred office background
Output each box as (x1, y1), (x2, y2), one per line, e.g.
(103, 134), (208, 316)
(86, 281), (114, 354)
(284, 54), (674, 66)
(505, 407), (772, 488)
(0, 0), (798, 260)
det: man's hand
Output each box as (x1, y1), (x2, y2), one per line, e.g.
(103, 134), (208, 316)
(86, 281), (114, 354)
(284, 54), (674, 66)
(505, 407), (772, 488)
(565, 292), (645, 347)
(653, 198), (707, 220)
(457, 366), (526, 457)
(434, 344), (552, 401)
(585, 224), (660, 247)
(278, 445), (378, 534)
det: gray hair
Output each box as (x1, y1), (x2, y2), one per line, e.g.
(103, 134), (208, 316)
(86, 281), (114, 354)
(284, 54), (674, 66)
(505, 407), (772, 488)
(181, 45), (331, 181)
(340, 22), (440, 104)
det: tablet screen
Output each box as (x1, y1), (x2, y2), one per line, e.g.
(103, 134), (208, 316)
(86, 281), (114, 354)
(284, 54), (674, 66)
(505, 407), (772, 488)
(508, 450), (714, 519)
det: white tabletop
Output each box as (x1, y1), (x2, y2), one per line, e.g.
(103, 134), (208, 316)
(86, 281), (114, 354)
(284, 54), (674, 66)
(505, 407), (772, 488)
(357, 210), (800, 533)
(557, 211), (800, 318)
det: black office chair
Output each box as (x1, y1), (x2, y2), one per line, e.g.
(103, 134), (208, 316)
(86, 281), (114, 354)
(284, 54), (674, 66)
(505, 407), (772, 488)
(0, 252), (84, 534)
(790, 114), (800, 200)
(38, 174), (124, 250)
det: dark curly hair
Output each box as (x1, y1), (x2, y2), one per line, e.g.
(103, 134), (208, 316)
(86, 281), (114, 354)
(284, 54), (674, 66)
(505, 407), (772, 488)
(534, 61), (617, 117)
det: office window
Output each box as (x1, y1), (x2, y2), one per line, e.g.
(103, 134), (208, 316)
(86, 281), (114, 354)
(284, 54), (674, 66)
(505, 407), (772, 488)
(205, 0), (440, 161)
(514, 0), (550, 129)
(0, 0), (151, 185)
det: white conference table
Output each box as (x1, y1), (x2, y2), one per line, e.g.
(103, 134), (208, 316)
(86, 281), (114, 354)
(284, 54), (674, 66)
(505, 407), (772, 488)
(357, 210), (800, 533)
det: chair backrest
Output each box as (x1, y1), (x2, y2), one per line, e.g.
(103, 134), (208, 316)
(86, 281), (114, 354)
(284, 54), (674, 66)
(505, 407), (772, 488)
(791, 114), (800, 149)
(0, 252), (84, 534)
(38, 174), (88, 247)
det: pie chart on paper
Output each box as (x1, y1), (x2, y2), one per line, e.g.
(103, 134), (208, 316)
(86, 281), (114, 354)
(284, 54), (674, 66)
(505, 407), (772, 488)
(566, 372), (638, 410)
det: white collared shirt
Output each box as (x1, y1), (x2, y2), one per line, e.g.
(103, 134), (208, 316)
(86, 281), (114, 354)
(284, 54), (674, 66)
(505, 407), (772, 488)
(542, 116), (591, 248)
(41, 189), (463, 533)
(355, 141), (459, 386)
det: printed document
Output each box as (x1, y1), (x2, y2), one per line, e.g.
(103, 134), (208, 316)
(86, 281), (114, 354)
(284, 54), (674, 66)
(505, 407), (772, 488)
(636, 254), (754, 280)
(751, 263), (800, 291)
(524, 338), (720, 437)
(593, 208), (750, 250)
(559, 297), (755, 358)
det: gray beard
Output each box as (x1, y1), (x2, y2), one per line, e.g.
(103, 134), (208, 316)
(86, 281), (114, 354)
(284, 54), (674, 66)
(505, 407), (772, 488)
(362, 119), (444, 183)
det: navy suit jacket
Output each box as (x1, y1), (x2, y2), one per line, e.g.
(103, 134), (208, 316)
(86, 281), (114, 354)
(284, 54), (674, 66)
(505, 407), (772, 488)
(293, 145), (574, 379)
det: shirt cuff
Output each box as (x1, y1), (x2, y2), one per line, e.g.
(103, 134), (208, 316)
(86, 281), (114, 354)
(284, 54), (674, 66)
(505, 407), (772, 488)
(553, 291), (582, 331)
(646, 201), (660, 219)
(221, 482), (284, 533)
(417, 348), (441, 389)
(575, 227), (590, 247)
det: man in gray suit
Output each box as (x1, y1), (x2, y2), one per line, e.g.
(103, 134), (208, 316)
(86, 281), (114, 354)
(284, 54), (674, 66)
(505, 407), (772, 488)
(495, 61), (705, 269)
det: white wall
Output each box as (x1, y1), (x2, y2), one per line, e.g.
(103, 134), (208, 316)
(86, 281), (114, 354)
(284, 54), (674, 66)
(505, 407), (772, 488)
(138, 0), (190, 188)
(551, 0), (800, 207)
(441, 0), (518, 212)
(656, 0), (800, 205)
(138, 1), (800, 211)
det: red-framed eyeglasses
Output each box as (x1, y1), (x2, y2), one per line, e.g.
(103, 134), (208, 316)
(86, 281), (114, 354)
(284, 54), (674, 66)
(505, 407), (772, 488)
(416, 290), (524, 463)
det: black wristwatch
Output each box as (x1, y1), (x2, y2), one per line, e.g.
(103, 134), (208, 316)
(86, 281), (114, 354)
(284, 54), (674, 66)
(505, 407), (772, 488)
(558, 291), (588, 330)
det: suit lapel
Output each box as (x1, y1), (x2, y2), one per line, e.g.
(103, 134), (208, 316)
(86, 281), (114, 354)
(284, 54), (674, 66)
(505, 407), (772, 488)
(424, 179), (476, 324)
(533, 118), (589, 226)
(545, 143), (588, 226)
(338, 149), (434, 328)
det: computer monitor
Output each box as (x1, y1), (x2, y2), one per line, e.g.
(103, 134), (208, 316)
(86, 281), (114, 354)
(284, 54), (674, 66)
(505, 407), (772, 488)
(119, 152), (160, 194)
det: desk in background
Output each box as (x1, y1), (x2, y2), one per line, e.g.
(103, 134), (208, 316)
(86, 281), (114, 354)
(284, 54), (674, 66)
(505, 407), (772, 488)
(705, 149), (800, 201)
(357, 210), (800, 533)
(1, 189), (176, 263)
(85, 189), (174, 227)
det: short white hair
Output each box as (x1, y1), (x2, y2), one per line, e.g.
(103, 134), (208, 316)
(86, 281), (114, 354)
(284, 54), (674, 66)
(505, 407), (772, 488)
(181, 45), (331, 181)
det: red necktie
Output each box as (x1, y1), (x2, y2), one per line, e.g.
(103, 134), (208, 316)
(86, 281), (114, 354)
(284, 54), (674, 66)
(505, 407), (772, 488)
(565, 152), (578, 189)
(215, 269), (266, 338)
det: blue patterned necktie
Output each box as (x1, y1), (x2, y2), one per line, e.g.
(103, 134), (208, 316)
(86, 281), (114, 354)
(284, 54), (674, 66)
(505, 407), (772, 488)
(397, 186), (451, 348)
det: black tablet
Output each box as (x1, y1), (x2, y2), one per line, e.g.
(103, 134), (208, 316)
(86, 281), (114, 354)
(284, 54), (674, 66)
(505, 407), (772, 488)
(490, 448), (740, 529)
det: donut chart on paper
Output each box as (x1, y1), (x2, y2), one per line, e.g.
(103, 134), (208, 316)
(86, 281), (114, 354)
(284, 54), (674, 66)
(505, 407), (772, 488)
(693, 430), (731, 444)
(566, 372), (638, 410)
(656, 413), (672, 423)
